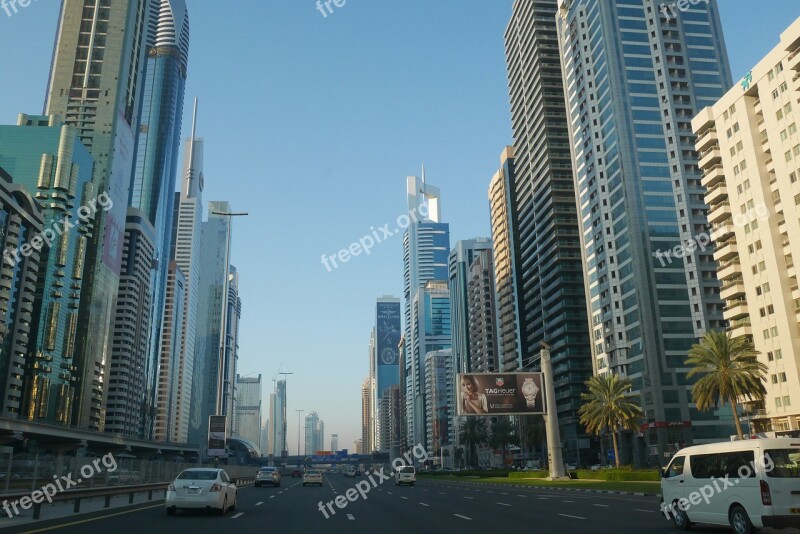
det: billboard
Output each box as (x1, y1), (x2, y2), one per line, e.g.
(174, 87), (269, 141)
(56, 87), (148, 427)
(207, 415), (227, 457)
(376, 301), (401, 367)
(456, 373), (545, 416)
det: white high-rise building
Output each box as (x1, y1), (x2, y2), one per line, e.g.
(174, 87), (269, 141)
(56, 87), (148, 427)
(233, 374), (262, 449)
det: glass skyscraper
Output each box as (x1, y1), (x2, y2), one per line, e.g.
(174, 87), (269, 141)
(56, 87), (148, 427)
(556, 0), (733, 463)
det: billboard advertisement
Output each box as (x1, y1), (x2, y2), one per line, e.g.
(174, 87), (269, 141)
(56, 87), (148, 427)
(376, 301), (401, 367)
(207, 415), (227, 457)
(456, 373), (545, 416)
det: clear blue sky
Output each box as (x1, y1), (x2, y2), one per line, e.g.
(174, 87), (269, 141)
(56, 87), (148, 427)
(1, 0), (798, 451)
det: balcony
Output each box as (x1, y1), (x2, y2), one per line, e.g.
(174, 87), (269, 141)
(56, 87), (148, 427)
(695, 128), (717, 153)
(729, 317), (752, 337)
(716, 239), (738, 261)
(699, 147), (722, 168)
(724, 298), (749, 320)
(707, 203), (732, 225)
(705, 183), (728, 206)
(720, 277), (746, 300)
(718, 259), (742, 281)
(710, 223), (734, 242)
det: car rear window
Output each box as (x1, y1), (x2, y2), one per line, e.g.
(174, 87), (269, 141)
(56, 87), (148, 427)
(177, 470), (218, 480)
(766, 449), (800, 478)
(400, 466), (415, 474)
(306, 470), (320, 475)
(260, 467), (276, 472)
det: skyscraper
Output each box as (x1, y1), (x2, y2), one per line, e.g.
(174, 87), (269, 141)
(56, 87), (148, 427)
(403, 174), (450, 452)
(233, 374), (262, 449)
(373, 297), (401, 453)
(304, 411), (323, 455)
(222, 266), (242, 427)
(693, 17), (800, 435)
(361, 377), (372, 453)
(330, 434), (338, 451)
(556, 0), (733, 462)
(425, 349), (454, 460)
(45, 0), (150, 431)
(154, 260), (184, 442)
(467, 249), (499, 373)
(128, 0), (189, 440)
(504, 0), (596, 465)
(0, 114), (93, 424)
(269, 380), (286, 457)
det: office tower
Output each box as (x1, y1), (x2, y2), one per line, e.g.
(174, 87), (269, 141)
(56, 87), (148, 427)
(409, 281), (452, 448)
(693, 18), (800, 435)
(448, 239), (493, 375)
(556, 0), (732, 462)
(368, 329), (377, 450)
(373, 297), (401, 452)
(0, 114), (93, 423)
(45, 0), (150, 431)
(354, 439), (363, 454)
(317, 420), (324, 453)
(154, 261), (185, 441)
(304, 411), (321, 455)
(331, 434), (338, 451)
(105, 208), (156, 437)
(425, 349), (454, 460)
(261, 419), (270, 457)
(403, 174), (450, 452)
(171, 109), (203, 443)
(398, 335), (407, 451)
(467, 249), (499, 373)
(269, 380), (286, 457)
(361, 377), (372, 453)
(233, 374), (262, 449)
(379, 385), (402, 460)
(222, 266), (242, 427)
(0, 172), (44, 417)
(128, 0), (190, 439)
(488, 148), (523, 371)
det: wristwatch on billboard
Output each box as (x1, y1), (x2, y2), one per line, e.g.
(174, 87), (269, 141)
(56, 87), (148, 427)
(521, 377), (539, 408)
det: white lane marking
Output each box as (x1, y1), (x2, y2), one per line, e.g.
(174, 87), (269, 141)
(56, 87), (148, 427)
(538, 497), (549, 500)
(231, 512), (244, 519)
(593, 504), (609, 508)
(387, 491), (393, 495)
(347, 514), (355, 520)
(500, 492), (508, 495)
(269, 495), (275, 499)
(635, 509), (655, 513)
(419, 502), (430, 507)
(559, 514), (587, 520)
(454, 514), (472, 520)
(401, 496), (408, 500)
(517, 495), (527, 498)
(438, 492), (446, 495)
(497, 502), (512, 507)
(563, 500), (574, 503)
(255, 502), (263, 506)
(464, 496), (475, 500)
(486, 491), (495, 494)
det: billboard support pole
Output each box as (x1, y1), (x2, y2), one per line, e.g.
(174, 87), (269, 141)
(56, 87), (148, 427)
(541, 344), (567, 480)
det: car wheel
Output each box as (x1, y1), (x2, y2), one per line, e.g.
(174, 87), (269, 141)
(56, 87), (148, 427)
(671, 501), (691, 531)
(166, 507), (176, 516)
(730, 505), (755, 534)
(219, 497), (227, 516)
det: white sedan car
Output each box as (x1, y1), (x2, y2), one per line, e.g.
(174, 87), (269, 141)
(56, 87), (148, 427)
(303, 469), (323, 486)
(166, 468), (237, 515)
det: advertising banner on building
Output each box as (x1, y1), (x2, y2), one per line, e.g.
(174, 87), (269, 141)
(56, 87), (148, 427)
(207, 415), (227, 457)
(456, 373), (545, 416)
(376, 301), (401, 367)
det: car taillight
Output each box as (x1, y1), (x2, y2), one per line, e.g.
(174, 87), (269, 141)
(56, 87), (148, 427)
(210, 483), (222, 492)
(761, 480), (772, 505)
(167, 484), (175, 491)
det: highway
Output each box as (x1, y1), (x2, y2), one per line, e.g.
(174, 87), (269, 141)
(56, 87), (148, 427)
(2, 473), (790, 533)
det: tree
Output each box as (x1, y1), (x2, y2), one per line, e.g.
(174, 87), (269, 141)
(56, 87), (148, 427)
(458, 418), (488, 468)
(579, 374), (643, 468)
(686, 330), (767, 439)
(489, 417), (519, 466)
(520, 416), (546, 459)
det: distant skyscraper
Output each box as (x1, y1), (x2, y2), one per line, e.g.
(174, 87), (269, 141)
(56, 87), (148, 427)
(425, 349), (454, 459)
(0, 114), (93, 424)
(105, 208), (156, 437)
(261, 418), (269, 457)
(171, 107), (204, 443)
(221, 266), (242, 427)
(304, 411), (322, 455)
(556, 0), (733, 462)
(467, 249), (499, 373)
(373, 297), (401, 453)
(361, 377), (372, 453)
(233, 374), (262, 449)
(0, 172), (44, 417)
(154, 261), (185, 441)
(354, 439), (363, 454)
(128, 0), (190, 440)
(403, 174), (450, 453)
(379, 385), (402, 460)
(330, 434), (338, 452)
(45, 0), (150, 431)
(269, 380), (286, 457)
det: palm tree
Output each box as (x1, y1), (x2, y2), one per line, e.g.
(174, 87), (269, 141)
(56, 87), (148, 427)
(686, 330), (767, 439)
(489, 418), (520, 467)
(458, 418), (488, 468)
(579, 374), (644, 468)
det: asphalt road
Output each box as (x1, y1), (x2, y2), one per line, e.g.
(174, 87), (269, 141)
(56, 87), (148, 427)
(4, 474), (797, 533)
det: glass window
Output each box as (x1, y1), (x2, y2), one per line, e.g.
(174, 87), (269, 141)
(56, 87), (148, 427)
(766, 449), (800, 478)
(664, 456), (685, 478)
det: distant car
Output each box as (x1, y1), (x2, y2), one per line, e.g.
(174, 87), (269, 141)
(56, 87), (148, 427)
(165, 468), (237, 516)
(590, 465), (601, 471)
(344, 467), (356, 478)
(255, 466), (281, 487)
(291, 469), (303, 478)
(303, 470), (323, 486)
(395, 466), (416, 486)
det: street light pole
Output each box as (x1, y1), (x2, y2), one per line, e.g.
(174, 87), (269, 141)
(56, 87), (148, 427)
(211, 210), (247, 429)
(295, 409), (304, 457)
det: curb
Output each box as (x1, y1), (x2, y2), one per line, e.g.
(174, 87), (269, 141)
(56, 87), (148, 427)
(428, 479), (659, 497)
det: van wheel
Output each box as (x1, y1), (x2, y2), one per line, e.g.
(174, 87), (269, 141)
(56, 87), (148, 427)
(730, 505), (755, 534)
(671, 502), (692, 531)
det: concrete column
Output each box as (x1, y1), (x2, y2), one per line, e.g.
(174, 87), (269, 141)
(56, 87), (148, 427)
(542, 345), (567, 480)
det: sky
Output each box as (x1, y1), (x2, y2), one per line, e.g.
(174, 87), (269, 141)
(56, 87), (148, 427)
(1, 0), (799, 452)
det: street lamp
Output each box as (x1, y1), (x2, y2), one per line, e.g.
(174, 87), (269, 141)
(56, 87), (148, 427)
(295, 409), (304, 457)
(211, 210), (247, 425)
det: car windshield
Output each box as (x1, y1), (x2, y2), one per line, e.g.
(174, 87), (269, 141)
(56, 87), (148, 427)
(766, 449), (800, 478)
(177, 470), (218, 481)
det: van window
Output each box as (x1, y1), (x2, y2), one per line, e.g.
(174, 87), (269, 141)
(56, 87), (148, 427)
(665, 456), (685, 478)
(690, 451), (755, 479)
(400, 466), (415, 474)
(766, 449), (800, 478)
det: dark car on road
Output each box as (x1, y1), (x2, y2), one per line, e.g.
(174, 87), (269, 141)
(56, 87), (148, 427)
(291, 469), (303, 478)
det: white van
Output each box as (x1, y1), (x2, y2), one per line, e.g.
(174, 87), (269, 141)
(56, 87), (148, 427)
(661, 438), (800, 534)
(395, 465), (416, 486)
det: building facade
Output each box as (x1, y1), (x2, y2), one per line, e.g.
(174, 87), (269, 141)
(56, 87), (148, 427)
(424, 349), (454, 460)
(233, 374), (262, 449)
(556, 0), (733, 462)
(693, 17), (800, 435)
(467, 249), (499, 373)
(373, 297), (401, 452)
(154, 260), (185, 441)
(361, 376), (372, 453)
